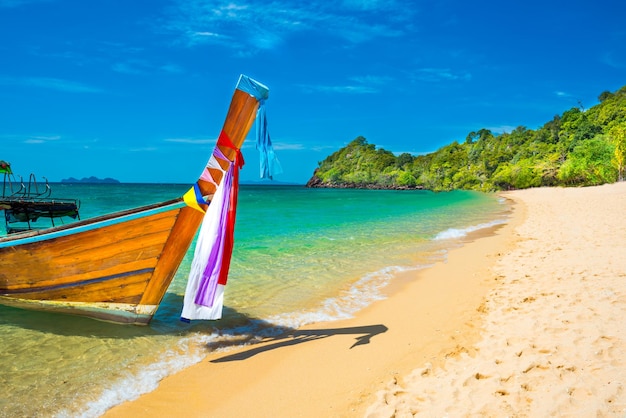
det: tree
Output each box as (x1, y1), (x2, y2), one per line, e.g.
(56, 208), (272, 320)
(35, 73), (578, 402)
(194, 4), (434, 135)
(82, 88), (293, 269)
(396, 153), (414, 168)
(373, 148), (396, 171)
(558, 138), (617, 185)
(599, 91), (614, 102)
(609, 122), (626, 181)
(465, 131), (478, 144)
(396, 171), (417, 187)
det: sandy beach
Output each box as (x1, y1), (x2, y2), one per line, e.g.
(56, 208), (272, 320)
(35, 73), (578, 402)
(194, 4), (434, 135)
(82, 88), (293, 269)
(104, 183), (626, 417)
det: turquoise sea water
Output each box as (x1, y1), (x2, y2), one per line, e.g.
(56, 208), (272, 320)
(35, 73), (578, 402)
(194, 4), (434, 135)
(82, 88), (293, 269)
(0, 183), (509, 417)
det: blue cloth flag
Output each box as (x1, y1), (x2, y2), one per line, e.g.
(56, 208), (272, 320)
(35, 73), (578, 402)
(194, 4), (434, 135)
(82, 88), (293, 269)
(236, 75), (282, 179)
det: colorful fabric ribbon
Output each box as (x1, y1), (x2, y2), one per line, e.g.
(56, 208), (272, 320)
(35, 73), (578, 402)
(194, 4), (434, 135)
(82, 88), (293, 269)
(181, 132), (243, 321)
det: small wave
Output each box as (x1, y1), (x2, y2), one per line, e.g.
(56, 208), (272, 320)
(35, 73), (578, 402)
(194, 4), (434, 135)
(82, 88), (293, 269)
(263, 264), (419, 330)
(434, 218), (507, 240)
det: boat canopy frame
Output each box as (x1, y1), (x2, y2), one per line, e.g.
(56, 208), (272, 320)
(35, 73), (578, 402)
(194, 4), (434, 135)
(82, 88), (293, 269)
(1, 171), (80, 234)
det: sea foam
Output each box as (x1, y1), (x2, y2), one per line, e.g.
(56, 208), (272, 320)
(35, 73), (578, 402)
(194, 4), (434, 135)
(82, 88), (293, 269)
(434, 219), (507, 240)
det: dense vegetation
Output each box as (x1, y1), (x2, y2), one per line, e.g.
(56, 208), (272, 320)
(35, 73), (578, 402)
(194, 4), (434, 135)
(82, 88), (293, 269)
(307, 85), (626, 191)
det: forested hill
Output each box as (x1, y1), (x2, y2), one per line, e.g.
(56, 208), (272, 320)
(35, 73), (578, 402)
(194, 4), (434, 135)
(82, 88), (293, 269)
(306, 85), (626, 192)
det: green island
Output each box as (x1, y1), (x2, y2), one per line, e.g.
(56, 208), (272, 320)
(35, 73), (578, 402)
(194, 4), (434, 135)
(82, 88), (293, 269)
(307, 85), (626, 191)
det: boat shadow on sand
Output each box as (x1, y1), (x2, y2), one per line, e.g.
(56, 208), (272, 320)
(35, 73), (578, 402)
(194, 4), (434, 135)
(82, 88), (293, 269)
(209, 323), (389, 363)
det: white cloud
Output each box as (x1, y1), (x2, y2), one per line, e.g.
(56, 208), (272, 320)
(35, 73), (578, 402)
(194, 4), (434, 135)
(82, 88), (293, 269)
(601, 51), (625, 69)
(0, 76), (103, 93)
(32, 135), (61, 141)
(164, 138), (215, 144)
(486, 125), (517, 134)
(272, 142), (306, 151)
(160, 63), (184, 74)
(164, 0), (414, 53)
(413, 68), (471, 82)
(129, 147), (158, 152)
(112, 62), (146, 75)
(349, 75), (392, 85)
(342, 0), (392, 11)
(299, 84), (378, 94)
(193, 31), (222, 38)
(310, 144), (343, 152)
(112, 60), (184, 75)
(298, 73), (392, 94)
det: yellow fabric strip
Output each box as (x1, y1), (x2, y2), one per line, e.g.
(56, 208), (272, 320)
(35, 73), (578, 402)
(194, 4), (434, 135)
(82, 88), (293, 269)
(183, 187), (206, 213)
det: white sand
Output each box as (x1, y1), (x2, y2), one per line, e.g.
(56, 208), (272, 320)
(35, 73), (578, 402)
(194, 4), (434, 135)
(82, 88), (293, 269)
(366, 184), (626, 417)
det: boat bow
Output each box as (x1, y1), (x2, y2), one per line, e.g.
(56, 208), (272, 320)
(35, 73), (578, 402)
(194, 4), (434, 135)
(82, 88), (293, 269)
(0, 75), (272, 325)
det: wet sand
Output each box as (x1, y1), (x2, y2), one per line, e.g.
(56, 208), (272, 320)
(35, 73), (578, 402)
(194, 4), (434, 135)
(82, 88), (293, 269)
(105, 183), (626, 417)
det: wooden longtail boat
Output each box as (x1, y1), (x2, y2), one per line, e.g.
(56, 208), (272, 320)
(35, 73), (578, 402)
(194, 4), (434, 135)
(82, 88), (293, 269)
(0, 75), (268, 325)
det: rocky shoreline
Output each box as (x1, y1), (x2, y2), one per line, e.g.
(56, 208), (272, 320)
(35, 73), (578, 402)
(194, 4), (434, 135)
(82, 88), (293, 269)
(305, 174), (424, 190)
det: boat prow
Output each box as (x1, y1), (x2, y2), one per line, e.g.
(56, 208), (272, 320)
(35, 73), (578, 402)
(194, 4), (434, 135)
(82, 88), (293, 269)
(0, 75), (270, 325)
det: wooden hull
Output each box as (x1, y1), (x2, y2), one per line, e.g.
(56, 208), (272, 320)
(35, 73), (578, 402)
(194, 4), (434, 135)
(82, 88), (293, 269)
(0, 75), (266, 324)
(0, 200), (201, 324)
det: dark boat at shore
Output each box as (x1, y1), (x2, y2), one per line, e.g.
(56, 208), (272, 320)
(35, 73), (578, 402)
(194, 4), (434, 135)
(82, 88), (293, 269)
(1, 167), (80, 234)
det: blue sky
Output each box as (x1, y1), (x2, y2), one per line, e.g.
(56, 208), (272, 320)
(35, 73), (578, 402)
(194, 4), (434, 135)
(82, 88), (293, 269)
(1, 0), (625, 184)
